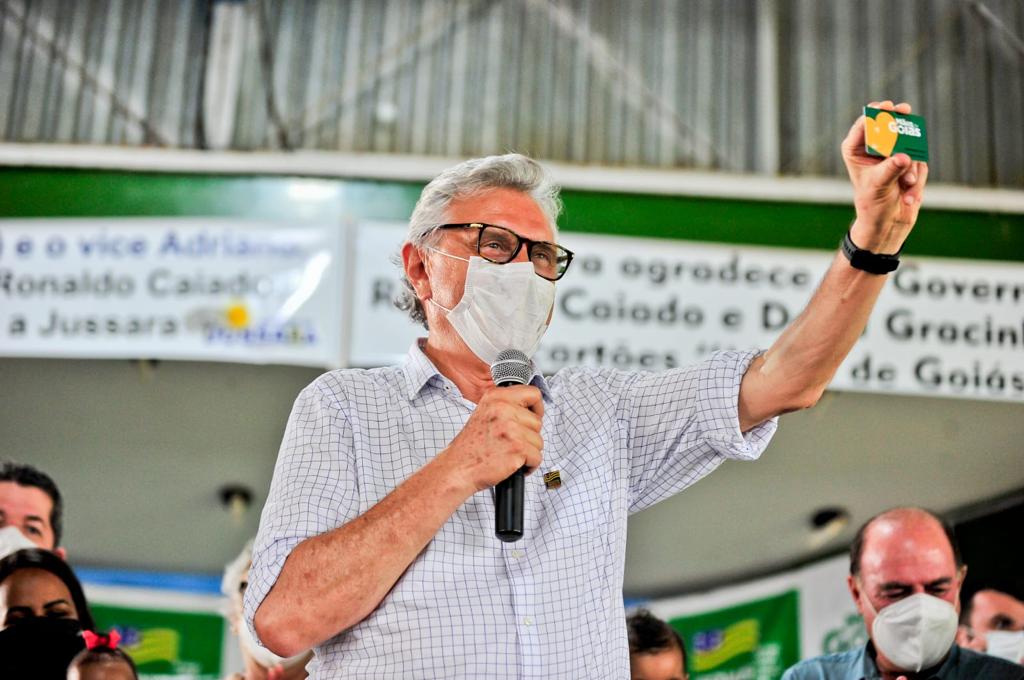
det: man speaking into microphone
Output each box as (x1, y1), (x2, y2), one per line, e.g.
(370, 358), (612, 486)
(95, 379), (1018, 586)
(245, 101), (928, 678)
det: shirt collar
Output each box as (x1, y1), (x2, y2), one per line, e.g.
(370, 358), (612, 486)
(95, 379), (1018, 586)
(929, 643), (960, 678)
(861, 642), (883, 680)
(862, 641), (959, 680)
(402, 340), (552, 402)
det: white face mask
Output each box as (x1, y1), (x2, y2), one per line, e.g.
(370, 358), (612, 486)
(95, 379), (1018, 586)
(238, 619), (308, 670)
(986, 630), (1024, 664)
(428, 251), (555, 365)
(865, 592), (958, 672)
(0, 526), (39, 560)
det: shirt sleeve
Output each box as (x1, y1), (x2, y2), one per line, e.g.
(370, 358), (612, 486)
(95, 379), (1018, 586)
(242, 377), (359, 645)
(624, 349), (777, 513)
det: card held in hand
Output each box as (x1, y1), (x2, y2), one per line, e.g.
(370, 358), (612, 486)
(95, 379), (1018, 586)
(864, 106), (929, 162)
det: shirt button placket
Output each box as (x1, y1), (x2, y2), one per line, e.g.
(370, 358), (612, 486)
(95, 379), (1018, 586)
(506, 542), (539, 677)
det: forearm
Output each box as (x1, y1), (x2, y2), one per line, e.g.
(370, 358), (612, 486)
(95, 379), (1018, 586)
(739, 100), (927, 430)
(739, 230), (892, 429)
(254, 448), (474, 655)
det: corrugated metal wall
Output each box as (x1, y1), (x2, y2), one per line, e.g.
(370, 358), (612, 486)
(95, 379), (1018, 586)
(778, 0), (1024, 187)
(1, 0), (208, 147)
(2, 0), (1022, 187)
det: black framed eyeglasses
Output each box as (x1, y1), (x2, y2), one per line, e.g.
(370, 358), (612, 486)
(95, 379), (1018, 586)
(437, 223), (574, 281)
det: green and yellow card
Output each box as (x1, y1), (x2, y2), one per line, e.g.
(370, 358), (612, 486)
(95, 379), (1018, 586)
(864, 106), (929, 161)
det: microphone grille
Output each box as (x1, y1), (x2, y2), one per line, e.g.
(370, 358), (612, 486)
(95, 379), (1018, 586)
(490, 349), (532, 386)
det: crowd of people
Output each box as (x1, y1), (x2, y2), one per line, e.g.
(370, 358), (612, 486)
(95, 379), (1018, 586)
(0, 462), (135, 679)
(2, 459), (1021, 679)
(0, 460), (315, 679)
(624, 508), (1024, 680)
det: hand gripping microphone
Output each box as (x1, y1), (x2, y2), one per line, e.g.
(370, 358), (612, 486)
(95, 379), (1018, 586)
(490, 349), (533, 542)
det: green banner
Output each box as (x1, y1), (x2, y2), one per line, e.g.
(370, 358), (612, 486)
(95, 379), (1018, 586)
(671, 590), (800, 680)
(2, 168), (1023, 262)
(91, 604), (224, 679)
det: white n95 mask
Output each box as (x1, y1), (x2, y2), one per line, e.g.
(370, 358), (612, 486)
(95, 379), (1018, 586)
(0, 526), (38, 560)
(429, 252), (555, 365)
(986, 630), (1024, 665)
(866, 592), (958, 672)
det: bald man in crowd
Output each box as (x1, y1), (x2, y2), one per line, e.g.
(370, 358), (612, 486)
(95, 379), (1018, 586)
(783, 507), (1024, 680)
(958, 589), (1024, 664)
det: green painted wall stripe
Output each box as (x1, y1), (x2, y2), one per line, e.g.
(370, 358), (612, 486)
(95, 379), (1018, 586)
(2, 168), (1023, 262)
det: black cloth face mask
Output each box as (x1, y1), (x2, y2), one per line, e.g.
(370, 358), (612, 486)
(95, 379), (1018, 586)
(0, 616), (86, 679)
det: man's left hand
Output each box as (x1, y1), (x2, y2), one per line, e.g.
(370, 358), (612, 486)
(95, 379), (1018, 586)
(841, 100), (929, 253)
(738, 100), (931, 430)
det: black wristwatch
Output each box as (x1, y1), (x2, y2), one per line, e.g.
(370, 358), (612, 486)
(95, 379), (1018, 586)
(840, 230), (901, 275)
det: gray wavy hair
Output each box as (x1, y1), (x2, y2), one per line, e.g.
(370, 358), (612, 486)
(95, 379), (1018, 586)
(395, 153), (563, 328)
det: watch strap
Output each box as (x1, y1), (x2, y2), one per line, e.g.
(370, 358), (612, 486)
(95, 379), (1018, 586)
(841, 230), (901, 275)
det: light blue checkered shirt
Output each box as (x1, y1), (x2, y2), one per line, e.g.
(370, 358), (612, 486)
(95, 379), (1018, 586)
(245, 341), (777, 679)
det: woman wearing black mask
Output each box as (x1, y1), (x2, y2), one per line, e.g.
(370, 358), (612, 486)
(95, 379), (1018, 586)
(0, 547), (95, 678)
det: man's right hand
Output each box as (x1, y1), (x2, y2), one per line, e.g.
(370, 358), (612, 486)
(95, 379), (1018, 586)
(442, 385), (545, 493)
(255, 386), (545, 653)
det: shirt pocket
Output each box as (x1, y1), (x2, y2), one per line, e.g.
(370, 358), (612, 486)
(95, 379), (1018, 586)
(535, 443), (615, 539)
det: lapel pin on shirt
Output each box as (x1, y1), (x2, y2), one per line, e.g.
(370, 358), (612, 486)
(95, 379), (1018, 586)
(543, 470), (562, 490)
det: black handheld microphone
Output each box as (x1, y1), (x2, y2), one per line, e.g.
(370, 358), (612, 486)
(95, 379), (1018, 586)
(490, 349), (533, 543)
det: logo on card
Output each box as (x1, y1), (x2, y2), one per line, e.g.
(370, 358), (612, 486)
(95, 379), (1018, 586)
(866, 111), (899, 156)
(864, 106), (929, 161)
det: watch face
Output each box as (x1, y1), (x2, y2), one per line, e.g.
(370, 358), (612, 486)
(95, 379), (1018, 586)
(849, 250), (871, 269)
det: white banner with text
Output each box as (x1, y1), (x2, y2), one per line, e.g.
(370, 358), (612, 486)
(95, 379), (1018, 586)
(0, 218), (344, 367)
(354, 221), (1024, 402)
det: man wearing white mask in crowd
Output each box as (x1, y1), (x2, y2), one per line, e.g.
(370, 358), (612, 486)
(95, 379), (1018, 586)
(247, 102), (935, 677)
(222, 541), (310, 680)
(957, 589), (1024, 665)
(783, 508), (1024, 680)
(0, 462), (66, 560)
